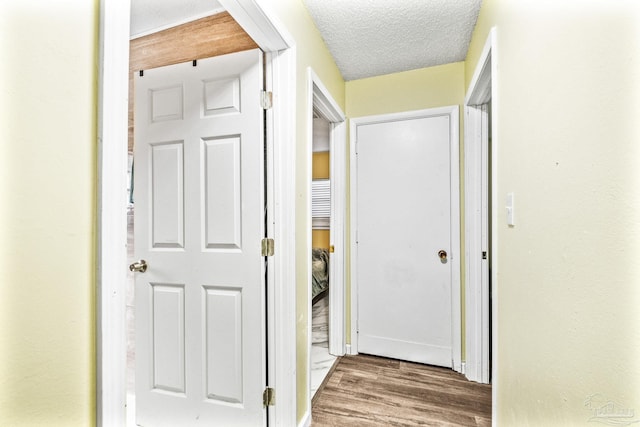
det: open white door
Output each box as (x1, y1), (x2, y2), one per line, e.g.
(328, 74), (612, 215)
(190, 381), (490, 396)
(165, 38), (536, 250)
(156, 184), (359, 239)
(133, 49), (266, 426)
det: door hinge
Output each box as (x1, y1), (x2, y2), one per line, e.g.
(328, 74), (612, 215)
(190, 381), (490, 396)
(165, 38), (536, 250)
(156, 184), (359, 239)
(261, 238), (275, 257)
(263, 387), (275, 407)
(261, 91), (273, 110)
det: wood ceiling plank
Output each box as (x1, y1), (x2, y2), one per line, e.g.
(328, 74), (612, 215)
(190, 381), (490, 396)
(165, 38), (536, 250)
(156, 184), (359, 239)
(129, 11), (258, 73)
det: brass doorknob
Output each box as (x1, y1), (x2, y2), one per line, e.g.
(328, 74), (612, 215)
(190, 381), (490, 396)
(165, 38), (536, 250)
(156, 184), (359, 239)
(129, 260), (148, 273)
(438, 250), (448, 261)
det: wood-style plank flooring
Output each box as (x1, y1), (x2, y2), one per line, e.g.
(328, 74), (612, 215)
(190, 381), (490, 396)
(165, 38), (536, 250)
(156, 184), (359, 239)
(312, 354), (491, 426)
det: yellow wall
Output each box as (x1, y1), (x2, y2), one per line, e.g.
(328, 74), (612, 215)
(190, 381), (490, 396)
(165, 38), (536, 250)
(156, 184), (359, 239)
(312, 151), (330, 249)
(0, 1), (98, 426)
(264, 0), (345, 422)
(465, 0), (640, 424)
(312, 151), (330, 179)
(312, 230), (330, 250)
(346, 62), (466, 118)
(345, 63), (466, 346)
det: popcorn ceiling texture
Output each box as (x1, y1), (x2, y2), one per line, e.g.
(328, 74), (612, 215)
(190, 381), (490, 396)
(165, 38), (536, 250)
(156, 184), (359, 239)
(303, 0), (482, 81)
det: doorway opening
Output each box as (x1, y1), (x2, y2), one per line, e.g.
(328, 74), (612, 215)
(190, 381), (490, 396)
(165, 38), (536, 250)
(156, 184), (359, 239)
(98, 2), (297, 426)
(464, 27), (496, 386)
(307, 69), (347, 404)
(310, 114), (336, 396)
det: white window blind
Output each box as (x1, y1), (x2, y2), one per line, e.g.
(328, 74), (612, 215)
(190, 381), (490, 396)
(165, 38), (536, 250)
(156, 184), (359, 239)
(312, 179), (330, 229)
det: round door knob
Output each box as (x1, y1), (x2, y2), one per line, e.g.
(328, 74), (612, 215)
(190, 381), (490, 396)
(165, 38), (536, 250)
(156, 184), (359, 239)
(129, 259), (148, 273)
(438, 250), (448, 262)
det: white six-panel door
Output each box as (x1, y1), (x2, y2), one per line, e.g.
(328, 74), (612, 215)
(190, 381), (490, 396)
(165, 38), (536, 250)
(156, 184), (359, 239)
(133, 49), (266, 426)
(355, 110), (454, 368)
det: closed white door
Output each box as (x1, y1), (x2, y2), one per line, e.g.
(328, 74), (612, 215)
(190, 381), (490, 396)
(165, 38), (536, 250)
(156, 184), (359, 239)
(133, 49), (266, 426)
(355, 110), (454, 367)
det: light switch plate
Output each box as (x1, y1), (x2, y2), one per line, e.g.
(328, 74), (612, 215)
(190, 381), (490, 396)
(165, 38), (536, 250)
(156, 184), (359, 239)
(506, 192), (515, 226)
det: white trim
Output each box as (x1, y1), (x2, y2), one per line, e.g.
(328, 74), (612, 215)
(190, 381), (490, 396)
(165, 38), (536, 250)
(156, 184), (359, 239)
(311, 75), (345, 123)
(329, 119), (347, 356)
(349, 119), (359, 356)
(463, 104), (485, 382)
(306, 67), (347, 414)
(98, 1), (297, 426)
(308, 69), (347, 356)
(218, 0), (293, 51)
(349, 106), (462, 372)
(489, 28), (499, 426)
(450, 106), (462, 373)
(298, 410), (312, 427)
(464, 27), (496, 386)
(465, 28), (495, 107)
(97, 1), (130, 426)
(265, 46), (297, 427)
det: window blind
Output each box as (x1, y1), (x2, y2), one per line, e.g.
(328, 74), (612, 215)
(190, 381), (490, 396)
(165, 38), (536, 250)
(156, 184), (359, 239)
(312, 179), (330, 229)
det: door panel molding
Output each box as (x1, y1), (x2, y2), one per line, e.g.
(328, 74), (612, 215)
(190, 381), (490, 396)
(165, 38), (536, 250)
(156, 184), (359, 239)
(349, 106), (461, 373)
(128, 12), (258, 154)
(133, 50), (265, 425)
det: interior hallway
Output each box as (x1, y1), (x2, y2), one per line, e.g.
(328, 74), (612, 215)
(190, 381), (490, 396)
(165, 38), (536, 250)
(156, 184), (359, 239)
(312, 354), (491, 426)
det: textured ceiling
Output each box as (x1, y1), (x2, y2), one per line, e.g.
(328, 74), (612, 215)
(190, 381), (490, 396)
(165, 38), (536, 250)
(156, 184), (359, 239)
(303, 0), (482, 81)
(130, 0), (223, 38)
(130, 0), (482, 81)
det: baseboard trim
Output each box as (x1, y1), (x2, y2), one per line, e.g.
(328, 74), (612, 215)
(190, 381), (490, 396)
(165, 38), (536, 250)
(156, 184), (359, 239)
(298, 410), (311, 427)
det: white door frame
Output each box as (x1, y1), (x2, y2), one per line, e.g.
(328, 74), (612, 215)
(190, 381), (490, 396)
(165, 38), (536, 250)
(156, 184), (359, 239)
(349, 107), (462, 373)
(307, 68), (346, 357)
(464, 27), (497, 386)
(305, 68), (346, 409)
(97, 1), (297, 426)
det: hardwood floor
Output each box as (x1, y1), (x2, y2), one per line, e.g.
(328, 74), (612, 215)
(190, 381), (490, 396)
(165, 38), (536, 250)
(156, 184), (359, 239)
(311, 354), (491, 426)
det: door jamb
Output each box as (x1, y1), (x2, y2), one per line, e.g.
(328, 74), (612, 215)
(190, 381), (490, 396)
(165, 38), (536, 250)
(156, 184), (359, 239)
(306, 67), (346, 407)
(308, 68), (346, 356)
(97, 1), (297, 426)
(348, 106), (462, 373)
(97, 2), (131, 425)
(464, 27), (497, 387)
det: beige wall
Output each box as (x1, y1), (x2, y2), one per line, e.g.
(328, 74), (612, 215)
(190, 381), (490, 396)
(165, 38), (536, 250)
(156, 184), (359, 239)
(0, 1), (98, 426)
(345, 62), (466, 346)
(466, 0), (640, 424)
